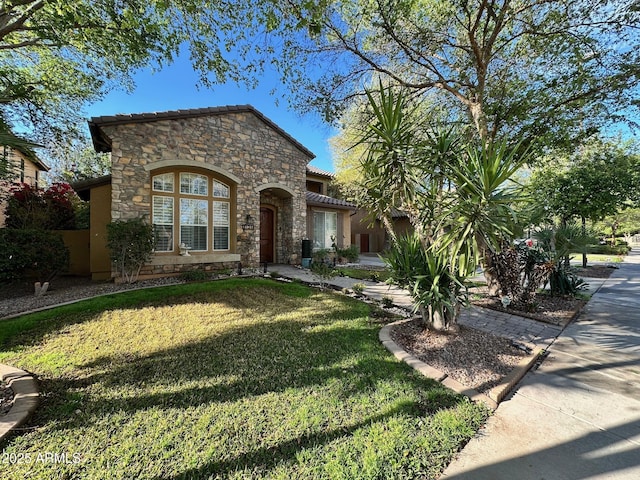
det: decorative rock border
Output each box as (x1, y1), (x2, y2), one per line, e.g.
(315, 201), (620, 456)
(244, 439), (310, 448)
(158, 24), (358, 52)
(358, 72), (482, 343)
(379, 319), (542, 411)
(0, 364), (39, 442)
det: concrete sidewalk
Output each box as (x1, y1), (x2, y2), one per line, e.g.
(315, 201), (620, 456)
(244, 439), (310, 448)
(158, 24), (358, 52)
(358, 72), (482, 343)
(441, 250), (640, 479)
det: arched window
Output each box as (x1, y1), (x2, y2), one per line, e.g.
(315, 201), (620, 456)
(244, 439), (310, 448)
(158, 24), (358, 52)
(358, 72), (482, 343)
(151, 170), (233, 253)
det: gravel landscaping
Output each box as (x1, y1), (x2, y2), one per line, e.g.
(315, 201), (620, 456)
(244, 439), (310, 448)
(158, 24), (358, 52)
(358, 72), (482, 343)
(390, 319), (529, 394)
(0, 380), (14, 416)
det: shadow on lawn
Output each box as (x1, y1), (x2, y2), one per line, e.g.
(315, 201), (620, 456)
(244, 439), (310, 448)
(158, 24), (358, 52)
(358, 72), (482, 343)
(35, 316), (455, 424)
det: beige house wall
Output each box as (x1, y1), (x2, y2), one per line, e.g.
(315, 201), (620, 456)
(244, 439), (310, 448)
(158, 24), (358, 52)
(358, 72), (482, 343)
(89, 184), (112, 280)
(0, 148), (46, 227)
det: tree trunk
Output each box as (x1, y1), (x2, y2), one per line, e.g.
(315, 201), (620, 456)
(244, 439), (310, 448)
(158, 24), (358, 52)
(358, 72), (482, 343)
(582, 216), (587, 268)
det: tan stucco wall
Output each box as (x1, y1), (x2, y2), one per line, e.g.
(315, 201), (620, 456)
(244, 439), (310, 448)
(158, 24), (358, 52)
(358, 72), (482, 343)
(350, 210), (386, 253)
(90, 184), (112, 280)
(100, 111), (310, 275)
(60, 230), (91, 275)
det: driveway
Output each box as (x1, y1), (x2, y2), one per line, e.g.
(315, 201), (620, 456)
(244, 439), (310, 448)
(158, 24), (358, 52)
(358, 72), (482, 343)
(442, 251), (640, 479)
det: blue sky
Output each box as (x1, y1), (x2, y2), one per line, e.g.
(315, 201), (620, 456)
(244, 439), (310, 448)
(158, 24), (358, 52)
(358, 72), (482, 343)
(85, 54), (338, 173)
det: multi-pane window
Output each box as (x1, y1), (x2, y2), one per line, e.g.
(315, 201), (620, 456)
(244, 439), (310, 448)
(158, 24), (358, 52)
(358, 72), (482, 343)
(313, 211), (338, 250)
(213, 180), (229, 198)
(151, 171), (233, 253)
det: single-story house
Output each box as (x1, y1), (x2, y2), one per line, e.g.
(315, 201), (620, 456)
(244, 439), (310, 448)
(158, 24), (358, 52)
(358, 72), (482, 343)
(76, 105), (354, 280)
(0, 139), (49, 227)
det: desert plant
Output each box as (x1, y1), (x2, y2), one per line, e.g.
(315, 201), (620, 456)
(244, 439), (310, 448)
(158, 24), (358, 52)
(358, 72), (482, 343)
(384, 233), (468, 330)
(547, 264), (588, 295)
(106, 218), (155, 283)
(352, 282), (365, 295)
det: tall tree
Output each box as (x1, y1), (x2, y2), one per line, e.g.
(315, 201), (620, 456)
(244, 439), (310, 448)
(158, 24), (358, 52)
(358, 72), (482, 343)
(528, 136), (639, 265)
(264, 0), (640, 149)
(44, 138), (110, 183)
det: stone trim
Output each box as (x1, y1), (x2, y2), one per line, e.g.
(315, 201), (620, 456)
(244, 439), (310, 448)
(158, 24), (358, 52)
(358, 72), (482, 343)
(149, 254), (241, 265)
(257, 183), (295, 197)
(144, 159), (241, 184)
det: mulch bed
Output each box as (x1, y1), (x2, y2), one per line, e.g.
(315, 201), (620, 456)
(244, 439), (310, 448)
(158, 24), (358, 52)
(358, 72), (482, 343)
(470, 287), (586, 326)
(390, 320), (528, 394)
(469, 265), (616, 326)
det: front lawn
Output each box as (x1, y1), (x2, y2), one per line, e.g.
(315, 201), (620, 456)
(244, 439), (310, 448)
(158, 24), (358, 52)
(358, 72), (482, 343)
(0, 278), (487, 479)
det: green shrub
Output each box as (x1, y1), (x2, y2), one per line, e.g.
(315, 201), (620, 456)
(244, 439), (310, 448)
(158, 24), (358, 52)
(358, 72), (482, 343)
(381, 295), (394, 308)
(313, 248), (332, 263)
(0, 229), (69, 283)
(336, 245), (359, 262)
(352, 282), (365, 295)
(179, 269), (209, 282)
(587, 244), (629, 255)
(310, 260), (337, 288)
(106, 218), (155, 283)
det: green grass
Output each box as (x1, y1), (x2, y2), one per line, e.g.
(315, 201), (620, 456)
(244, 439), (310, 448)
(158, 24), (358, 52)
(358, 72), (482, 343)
(0, 278), (487, 479)
(569, 253), (625, 263)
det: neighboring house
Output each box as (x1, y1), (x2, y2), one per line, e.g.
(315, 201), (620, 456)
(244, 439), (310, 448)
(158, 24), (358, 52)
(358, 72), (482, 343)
(305, 165), (354, 251)
(350, 208), (413, 253)
(76, 105), (354, 280)
(0, 142), (49, 227)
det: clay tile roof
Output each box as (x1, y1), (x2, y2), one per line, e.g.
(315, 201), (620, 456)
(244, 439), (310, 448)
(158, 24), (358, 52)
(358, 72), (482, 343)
(306, 165), (335, 178)
(306, 191), (355, 210)
(88, 105), (315, 159)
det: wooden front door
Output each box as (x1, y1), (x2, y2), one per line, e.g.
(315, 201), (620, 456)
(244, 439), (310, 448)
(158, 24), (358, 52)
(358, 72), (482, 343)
(260, 207), (275, 263)
(360, 234), (370, 253)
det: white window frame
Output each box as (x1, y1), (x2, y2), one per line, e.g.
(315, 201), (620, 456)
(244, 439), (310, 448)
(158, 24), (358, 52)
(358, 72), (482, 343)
(313, 211), (338, 250)
(180, 198), (208, 252)
(212, 201), (230, 251)
(180, 173), (208, 196)
(152, 195), (174, 252)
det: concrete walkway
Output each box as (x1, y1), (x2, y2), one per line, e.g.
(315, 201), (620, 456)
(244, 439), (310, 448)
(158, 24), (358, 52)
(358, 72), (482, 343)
(442, 250), (640, 479)
(274, 263), (602, 349)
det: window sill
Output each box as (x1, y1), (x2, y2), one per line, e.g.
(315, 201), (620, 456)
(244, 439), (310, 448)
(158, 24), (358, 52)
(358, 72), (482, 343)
(150, 253), (241, 265)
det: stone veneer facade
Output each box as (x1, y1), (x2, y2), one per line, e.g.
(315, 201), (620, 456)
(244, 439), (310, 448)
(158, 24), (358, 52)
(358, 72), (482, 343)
(95, 108), (311, 276)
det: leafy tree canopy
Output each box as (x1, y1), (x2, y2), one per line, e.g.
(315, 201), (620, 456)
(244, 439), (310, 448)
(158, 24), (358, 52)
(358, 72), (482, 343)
(528, 136), (640, 224)
(267, 0), (640, 151)
(0, 0), (287, 142)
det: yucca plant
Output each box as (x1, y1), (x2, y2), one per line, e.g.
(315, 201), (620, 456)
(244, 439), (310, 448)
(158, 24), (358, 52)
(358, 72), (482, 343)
(383, 233), (468, 330)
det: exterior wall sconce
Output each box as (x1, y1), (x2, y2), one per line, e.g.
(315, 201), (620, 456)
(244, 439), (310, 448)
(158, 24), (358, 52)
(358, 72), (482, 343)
(241, 214), (255, 232)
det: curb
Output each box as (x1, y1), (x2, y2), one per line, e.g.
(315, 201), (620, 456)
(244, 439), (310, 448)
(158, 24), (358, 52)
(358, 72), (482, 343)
(380, 319), (541, 411)
(0, 364), (39, 442)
